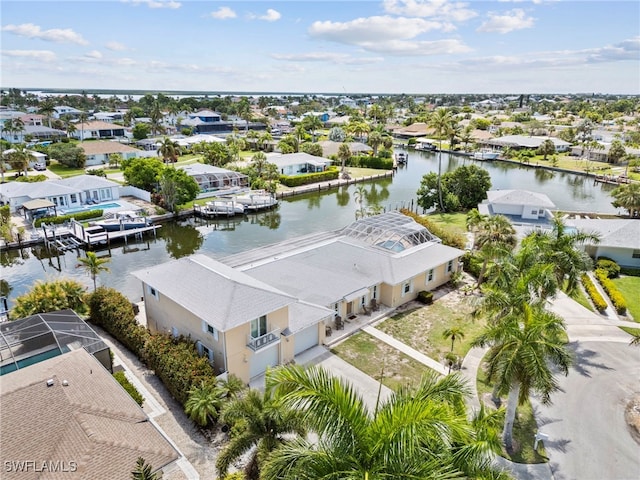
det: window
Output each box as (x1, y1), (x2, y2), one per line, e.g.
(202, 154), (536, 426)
(70, 194), (77, 203)
(531, 210), (537, 215)
(251, 315), (267, 338)
(633, 250), (640, 259)
(447, 260), (453, 273)
(334, 303), (339, 318)
(402, 281), (412, 297)
(207, 323), (219, 341)
(427, 269), (434, 282)
(372, 285), (378, 300)
(147, 285), (159, 300)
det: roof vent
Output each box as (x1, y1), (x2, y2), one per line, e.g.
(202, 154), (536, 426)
(46, 378), (54, 387)
(62, 380), (69, 387)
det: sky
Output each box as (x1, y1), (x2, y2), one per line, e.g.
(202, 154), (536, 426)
(1, 0), (639, 95)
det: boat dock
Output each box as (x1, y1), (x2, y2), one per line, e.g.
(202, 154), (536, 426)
(42, 220), (161, 251)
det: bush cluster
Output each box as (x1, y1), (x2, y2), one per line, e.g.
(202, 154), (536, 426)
(34, 209), (104, 227)
(399, 209), (466, 249)
(279, 168), (339, 187)
(15, 174), (48, 183)
(88, 287), (217, 407)
(113, 371), (145, 406)
(620, 267), (640, 277)
(594, 269), (627, 315)
(416, 291), (434, 304)
(595, 258), (621, 278)
(345, 155), (394, 170)
(581, 274), (607, 312)
(461, 251), (482, 278)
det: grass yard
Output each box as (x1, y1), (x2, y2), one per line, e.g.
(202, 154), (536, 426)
(48, 161), (86, 177)
(375, 290), (484, 364)
(425, 212), (468, 236)
(477, 367), (548, 464)
(330, 331), (432, 391)
(612, 276), (640, 322)
(569, 285), (594, 312)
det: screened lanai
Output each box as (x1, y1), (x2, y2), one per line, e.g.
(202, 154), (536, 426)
(0, 310), (111, 375)
(341, 211), (439, 253)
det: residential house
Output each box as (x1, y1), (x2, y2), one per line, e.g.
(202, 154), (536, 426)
(71, 120), (126, 140)
(0, 175), (121, 212)
(133, 212), (464, 383)
(268, 152), (332, 175)
(565, 218), (640, 268)
(1, 148), (47, 169)
(0, 348), (179, 479)
(79, 140), (151, 166)
(479, 189), (556, 221)
(483, 135), (571, 152)
(180, 164), (249, 193)
(569, 143), (640, 163)
(178, 110), (265, 135)
(317, 140), (372, 158)
(53, 105), (83, 119)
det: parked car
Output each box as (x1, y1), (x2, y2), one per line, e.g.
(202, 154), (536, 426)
(34, 164), (47, 171)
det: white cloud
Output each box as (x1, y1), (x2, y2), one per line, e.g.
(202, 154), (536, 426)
(2, 23), (88, 45)
(209, 7), (236, 20)
(2, 49), (57, 62)
(477, 9), (535, 34)
(105, 41), (128, 51)
(383, 0), (477, 22)
(122, 0), (181, 9)
(259, 9), (281, 22)
(85, 50), (103, 59)
(271, 52), (383, 65)
(585, 37), (640, 63)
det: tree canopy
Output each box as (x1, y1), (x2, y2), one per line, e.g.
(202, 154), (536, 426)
(123, 157), (164, 191)
(417, 165), (491, 212)
(47, 143), (86, 168)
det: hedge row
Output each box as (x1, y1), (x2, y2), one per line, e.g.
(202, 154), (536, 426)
(88, 287), (217, 407)
(594, 269), (627, 315)
(113, 371), (145, 406)
(345, 155), (394, 170)
(595, 258), (620, 278)
(35, 209), (103, 227)
(279, 168), (340, 187)
(581, 274), (607, 312)
(620, 267), (640, 277)
(399, 209), (466, 250)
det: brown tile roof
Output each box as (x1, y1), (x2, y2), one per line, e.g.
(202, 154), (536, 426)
(80, 140), (140, 155)
(79, 120), (125, 131)
(0, 349), (178, 479)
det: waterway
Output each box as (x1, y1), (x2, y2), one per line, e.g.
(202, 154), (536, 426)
(1, 150), (620, 305)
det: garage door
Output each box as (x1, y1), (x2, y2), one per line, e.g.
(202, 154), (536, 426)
(294, 325), (319, 355)
(249, 344), (279, 379)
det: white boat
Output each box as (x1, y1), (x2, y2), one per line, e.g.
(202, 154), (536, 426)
(92, 211), (151, 231)
(232, 191), (278, 212)
(203, 200), (246, 216)
(473, 150), (500, 160)
(395, 152), (407, 164)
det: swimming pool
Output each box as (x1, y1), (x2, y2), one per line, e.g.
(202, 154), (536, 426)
(63, 202), (121, 214)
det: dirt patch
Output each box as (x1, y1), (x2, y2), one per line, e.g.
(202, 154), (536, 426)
(625, 393), (640, 444)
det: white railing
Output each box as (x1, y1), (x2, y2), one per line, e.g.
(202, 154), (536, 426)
(247, 328), (280, 351)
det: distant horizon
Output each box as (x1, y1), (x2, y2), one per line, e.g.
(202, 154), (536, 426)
(2, 1), (638, 94)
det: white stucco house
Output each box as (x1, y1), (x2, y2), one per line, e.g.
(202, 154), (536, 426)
(565, 218), (640, 268)
(268, 152), (332, 175)
(479, 189), (556, 220)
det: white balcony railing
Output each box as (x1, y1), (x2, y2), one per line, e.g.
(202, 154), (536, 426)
(247, 328), (280, 351)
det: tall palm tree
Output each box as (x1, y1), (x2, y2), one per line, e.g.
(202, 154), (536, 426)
(184, 381), (225, 427)
(521, 216), (599, 293)
(38, 101), (56, 128)
(6, 144), (34, 177)
(302, 115), (323, 142)
(337, 142), (352, 175)
(472, 214), (517, 286)
(442, 326), (465, 352)
(77, 251), (110, 291)
(262, 365), (508, 480)
(158, 137), (179, 164)
(77, 112), (88, 141)
(216, 387), (306, 480)
(367, 130), (383, 155)
(429, 108), (453, 211)
(611, 182), (640, 218)
(472, 305), (572, 451)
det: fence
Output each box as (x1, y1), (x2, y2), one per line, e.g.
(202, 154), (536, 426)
(119, 185), (151, 202)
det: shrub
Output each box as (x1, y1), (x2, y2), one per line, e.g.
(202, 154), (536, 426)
(34, 209), (104, 227)
(279, 167), (339, 187)
(594, 269), (627, 315)
(15, 174), (47, 183)
(344, 155), (393, 170)
(399, 209), (466, 249)
(113, 371), (145, 406)
(461, 251), (482, 278)
(581, 274), (607, 312)
(620, 267), (640, 277)
(595, 258), (621, 278)
(417, 291), (434, 304)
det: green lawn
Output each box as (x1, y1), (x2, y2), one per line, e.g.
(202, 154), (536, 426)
(569, 285), (594, 312)
(612, 276), (640, 322)
(425, 212), (468, 236)
(48, 161), (86, 177)
(330, 331), (433, 391)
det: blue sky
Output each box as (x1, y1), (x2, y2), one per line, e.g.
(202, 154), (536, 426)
(1, 0), (638, 94)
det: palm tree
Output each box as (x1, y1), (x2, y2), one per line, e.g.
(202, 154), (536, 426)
(521, 216), (600, 293)
(429, 108), (453, 211)
(473, 214), (517, 286)
(38, 101), (56, 128)
(472, 305), (572, 451)
(258, 131), (273, 152)
(442, 326), (465, 352)
(131, 457), (157, 480)
(158, 137), (179, 164)
(77, 252), (110, 291)
(337, 142), (351, 174)
(6, 144), (34, 177)
(367, 130), (383, 155)
(216, 387), (306, 480)
(612, 182), (640, 218)
(302, 115), (323, 142)
(77, 112), (88, 141)
(539, 139), (556, 161)
(184, 380), (225, 427)
(262, 365), (507, 480)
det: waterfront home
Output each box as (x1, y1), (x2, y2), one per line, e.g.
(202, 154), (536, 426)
(79, 140), (150, 166)
(565, 218), (640, 268)
(0, 348), (179, 479)
(70, 120), (126, 140)
(268, 152), (332, 175)
(133, 211), (463, 383)
(0, 175), (121, 213)
(479, 189), (556, 221)
(569, 143), (640, 163)
(179, 163), (249, 194)
(483, 135), (571, 152)
(178, 110), (265, 135)
(318, 140), (372, 158)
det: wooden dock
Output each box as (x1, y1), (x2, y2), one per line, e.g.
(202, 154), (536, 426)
(42, 220), (161, 251)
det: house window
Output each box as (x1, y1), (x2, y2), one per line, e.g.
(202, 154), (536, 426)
(334, 303), (339, 317)
(147, 285), (159, 300)
(447, 261), (453, 273)
(531, 210), (537, 215)
(633, 250), (640, 259)
(372, 285), (378, 300)
(402, 281), (412, 297)
(207, 324), (219, 342)
(427, 269), (434, 282)
(70, 194), (77, 203)
(251, 315), (267, 338)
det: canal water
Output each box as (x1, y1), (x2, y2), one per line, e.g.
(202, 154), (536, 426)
(1, 150), (619, 304)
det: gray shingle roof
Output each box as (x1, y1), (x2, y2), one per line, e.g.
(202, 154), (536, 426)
(132, 254), (297, 331)
(0, 175), (120, 200)
(566, 219), (640, 249)
(485, 189), (556, 208)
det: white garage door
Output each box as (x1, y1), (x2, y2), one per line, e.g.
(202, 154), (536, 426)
(249, 345), (279, 378)
(294, 325), (319, 355)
